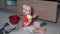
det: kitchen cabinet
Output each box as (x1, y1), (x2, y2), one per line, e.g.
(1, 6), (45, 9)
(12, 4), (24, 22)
(17, 0), (57, 22)
(0, 0), (17, 11)
(0, 0), (5, 9)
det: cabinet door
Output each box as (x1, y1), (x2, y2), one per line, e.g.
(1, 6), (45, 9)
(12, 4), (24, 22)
(29, 1), (57, 22)
(17, 0), (22, 15)
(17, 0), (57, 22)
(0, 0), (5, 9)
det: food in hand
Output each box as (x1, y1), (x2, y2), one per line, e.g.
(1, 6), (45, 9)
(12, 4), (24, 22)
(27, 15), (32, 19)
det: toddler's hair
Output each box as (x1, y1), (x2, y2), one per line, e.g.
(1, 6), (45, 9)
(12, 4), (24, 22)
(23, 3), (31, 10)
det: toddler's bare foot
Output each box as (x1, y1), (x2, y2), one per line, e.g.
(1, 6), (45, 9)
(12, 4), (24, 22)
(33, 27), (47, 34)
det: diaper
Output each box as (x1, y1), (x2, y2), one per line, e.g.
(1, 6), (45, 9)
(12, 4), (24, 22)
(23, 26), (35, 33)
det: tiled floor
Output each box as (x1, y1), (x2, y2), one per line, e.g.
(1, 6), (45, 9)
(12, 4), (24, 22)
(0, 11), (60, 34)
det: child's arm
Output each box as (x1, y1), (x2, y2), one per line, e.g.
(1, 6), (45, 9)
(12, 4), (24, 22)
(24, 14), (38, 26)
(24, 19), (32, 26)
(32, 13), (38, 18)
(24, 15), (32, 26)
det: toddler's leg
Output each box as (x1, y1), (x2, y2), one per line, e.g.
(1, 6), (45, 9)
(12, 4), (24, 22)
(23, 26), (35, 33)
(33, 26), (47, 34)
(33, 28), (39, 33)
(38, 27), (47, 34)
(40, 30), (46, 34)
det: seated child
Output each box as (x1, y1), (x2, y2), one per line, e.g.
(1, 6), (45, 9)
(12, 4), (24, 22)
(22, 3), (47, 34)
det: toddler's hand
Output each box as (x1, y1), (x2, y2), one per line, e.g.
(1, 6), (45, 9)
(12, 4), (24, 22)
(24, 19), (32, 26)
(33, 13), (38, 18)
(24, 23), (27, 26)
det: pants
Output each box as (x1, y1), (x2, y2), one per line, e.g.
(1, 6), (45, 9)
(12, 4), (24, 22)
(23, 21), (41, 33)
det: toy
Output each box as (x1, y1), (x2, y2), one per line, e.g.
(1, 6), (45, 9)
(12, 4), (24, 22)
(5, 27), (16, 34)
(0, 22), (9, 34)
(0, 22), (20, 34)
(40, 22), (47, 26)
(9, 15), (20, 24)
(0, 30), (3, 34)
(0, 15), (20, 34)
(5, 15), (20, 34)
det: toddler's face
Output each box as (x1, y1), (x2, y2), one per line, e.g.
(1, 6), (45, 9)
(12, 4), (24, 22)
(23, 6), (31, 15)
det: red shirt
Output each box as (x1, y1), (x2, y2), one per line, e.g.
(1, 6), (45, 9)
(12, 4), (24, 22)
(22, 15), (34, 27)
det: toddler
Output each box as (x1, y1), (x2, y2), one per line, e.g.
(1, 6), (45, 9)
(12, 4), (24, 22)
(22, 3), (47, 34)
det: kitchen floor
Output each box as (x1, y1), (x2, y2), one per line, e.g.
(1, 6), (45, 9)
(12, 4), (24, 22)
(0, 10), (60, 34)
